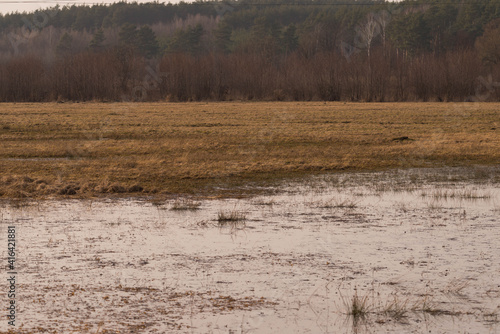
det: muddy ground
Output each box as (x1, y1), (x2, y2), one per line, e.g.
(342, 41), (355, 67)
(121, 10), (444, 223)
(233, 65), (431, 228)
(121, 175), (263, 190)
(1, 167), (499, 333)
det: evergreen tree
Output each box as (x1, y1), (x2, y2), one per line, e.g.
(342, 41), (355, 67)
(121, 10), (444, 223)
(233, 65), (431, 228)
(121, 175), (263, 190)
(1, 0), (500, 59)
(137, 25), (159, 58)
(423, 3), (458, 53)
(214, 21), (233, 53)
(282, 24), (298, 54)
(186, 24), (204, 55)
(476, 18), (500, 65)
(168, 24), (204, 55)
(89, 28), (105, 51)
(248, 16), (280, 56)
(56, 32), (73, 56)
(388, 13), (430, 55)
(455, 2), (486, 37)
(119, 23), (139, 47)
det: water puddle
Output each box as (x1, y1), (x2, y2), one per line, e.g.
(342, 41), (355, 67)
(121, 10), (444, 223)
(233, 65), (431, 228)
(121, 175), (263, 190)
(1, 168), (499, 333)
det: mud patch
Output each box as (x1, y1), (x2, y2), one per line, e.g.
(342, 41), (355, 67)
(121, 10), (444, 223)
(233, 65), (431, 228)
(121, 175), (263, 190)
(0, 167), (499, 333)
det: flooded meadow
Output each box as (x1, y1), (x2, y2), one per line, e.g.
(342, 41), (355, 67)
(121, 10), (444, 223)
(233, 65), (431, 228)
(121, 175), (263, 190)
(1, 167), (500, 333)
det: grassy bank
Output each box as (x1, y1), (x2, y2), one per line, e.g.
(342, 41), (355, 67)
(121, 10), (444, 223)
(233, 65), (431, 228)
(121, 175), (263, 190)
(0, 102), (499, 199)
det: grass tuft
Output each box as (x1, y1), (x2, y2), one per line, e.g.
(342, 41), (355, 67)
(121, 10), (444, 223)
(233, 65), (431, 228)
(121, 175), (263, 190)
(170, 199), (201, 211)
(421, 189), (491, 200)
(316, 197), (358, 209)
(350, 290), (370, 318)
(217, 210), (247, 225)
(339, 288), (371, 321)
(383, 297), (409, 320)
(443, 278), (469, 296)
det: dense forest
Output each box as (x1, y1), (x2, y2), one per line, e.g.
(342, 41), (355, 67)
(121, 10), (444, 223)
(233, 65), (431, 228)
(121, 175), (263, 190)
(0, 0), (500, 102)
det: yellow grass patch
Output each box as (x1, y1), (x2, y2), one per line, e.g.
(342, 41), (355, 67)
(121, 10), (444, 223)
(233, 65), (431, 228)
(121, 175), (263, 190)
(0, 102), (499, 198)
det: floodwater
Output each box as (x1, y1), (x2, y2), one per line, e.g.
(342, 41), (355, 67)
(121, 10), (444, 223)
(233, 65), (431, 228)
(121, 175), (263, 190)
(1, 168), (499, 333)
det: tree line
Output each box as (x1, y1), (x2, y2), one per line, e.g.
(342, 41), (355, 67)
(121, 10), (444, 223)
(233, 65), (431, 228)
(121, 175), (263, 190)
(0, 0), (499, 102)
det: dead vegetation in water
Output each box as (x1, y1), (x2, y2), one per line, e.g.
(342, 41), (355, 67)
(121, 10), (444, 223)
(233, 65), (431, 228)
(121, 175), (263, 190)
(6, 283), (277, 334)
(442, 278), (470, 296)
(1, 102), (499, 199)
(493, 203), (500, 212)
(420, 189), (491, 200)
(338, 284), (478, 328)
(382, 296), (410, 321)
(217, 210), (247, 225)
(341, 288), (371, 320)
(317, 197), (358, 210)
(426, 200), (444, 211)
(252, 198), (277, 206)
(170, 198), (201, 211)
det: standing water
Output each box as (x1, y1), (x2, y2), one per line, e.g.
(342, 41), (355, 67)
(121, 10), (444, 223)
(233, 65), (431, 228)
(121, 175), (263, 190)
(1, 167), (499, 333)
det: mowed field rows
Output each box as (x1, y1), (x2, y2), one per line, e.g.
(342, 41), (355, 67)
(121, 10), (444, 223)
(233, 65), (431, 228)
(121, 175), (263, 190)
(0, 102), (499, 198)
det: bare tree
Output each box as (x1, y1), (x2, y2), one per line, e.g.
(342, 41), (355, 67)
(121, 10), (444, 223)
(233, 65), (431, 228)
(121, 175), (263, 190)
(354, 13), (381, 58)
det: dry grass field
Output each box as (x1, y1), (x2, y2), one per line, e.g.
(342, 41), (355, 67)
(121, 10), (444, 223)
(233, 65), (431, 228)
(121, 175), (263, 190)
(0, 102), (499, 199)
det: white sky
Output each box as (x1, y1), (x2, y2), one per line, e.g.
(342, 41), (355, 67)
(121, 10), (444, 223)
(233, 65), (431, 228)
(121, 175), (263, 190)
(0, 0), (401, 15)
(0, 0), (181, 15)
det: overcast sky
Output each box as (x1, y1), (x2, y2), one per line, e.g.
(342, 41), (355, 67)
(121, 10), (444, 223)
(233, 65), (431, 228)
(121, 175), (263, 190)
(0, 0), (182, 15)
(0, 0), (402, 15)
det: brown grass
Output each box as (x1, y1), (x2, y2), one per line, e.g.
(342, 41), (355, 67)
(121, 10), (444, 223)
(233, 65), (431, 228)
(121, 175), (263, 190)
(0, 102), (499, 199)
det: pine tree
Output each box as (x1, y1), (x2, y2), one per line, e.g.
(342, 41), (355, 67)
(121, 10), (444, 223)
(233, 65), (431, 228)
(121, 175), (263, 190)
(282, 24), (298, 55)
(214, 21), (232, 53)
(56, 32), (73, 56)
(168, 25), (204, 55)
(388, 13), (430, 56)
(89, 28), (105, 51)
(476, 18), (500, 65)
(119, 23), (138, 47)
(186, 24), (203, 55)
(137, 25), (160, 58)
